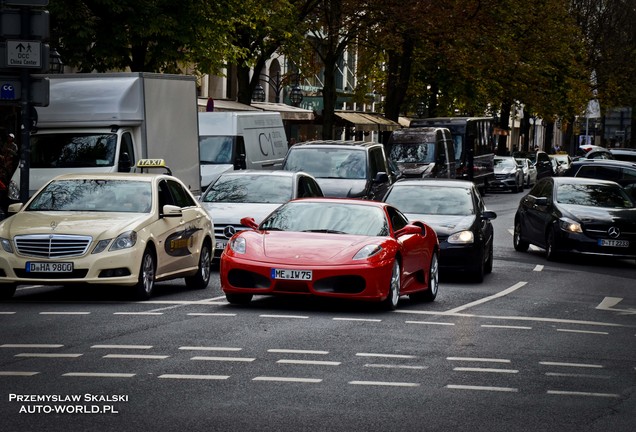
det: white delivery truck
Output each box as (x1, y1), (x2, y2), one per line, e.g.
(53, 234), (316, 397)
(9, 73), (201, 200)
(198, 111), (288, 190)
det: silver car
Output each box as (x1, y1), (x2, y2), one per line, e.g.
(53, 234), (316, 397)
(515, 157), (538, 187)
(199, 170), (323, 260)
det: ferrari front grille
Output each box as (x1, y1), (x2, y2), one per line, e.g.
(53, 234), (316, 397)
(14, 234), (92, 258)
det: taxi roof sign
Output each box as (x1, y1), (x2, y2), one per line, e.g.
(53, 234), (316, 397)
(136, 159), (172, 175)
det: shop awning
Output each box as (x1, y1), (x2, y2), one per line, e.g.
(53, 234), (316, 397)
(398, 116), (412, 127)
(197, 98), (259, 112)
(334, 111), (400, 132)
(251, 102), (315, 121)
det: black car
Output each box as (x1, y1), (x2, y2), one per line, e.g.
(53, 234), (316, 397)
(534, 150), (555, 179)
(564, 159), (636, 200)
(383, 178), (497, 282)
(513, 177), (636, 262)
(282, 140), (395, 201)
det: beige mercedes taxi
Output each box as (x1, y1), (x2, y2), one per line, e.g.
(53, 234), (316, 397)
(0, 160), (214, 300)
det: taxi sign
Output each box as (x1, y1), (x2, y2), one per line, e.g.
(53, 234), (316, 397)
(136, 159), (172, 175)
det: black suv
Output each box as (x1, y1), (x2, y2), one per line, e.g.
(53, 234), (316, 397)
(564, 159), (636, 199)
(282, 140), (396, 200)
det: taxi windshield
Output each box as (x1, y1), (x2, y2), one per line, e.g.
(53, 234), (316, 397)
(27, 179), (153, 213)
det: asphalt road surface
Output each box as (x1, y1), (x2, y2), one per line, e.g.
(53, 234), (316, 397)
(1, 187), (635, 432)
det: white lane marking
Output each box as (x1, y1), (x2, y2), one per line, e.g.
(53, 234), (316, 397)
(0, 312), (16, 314)
(137, 297), (227, 305)
(179, 346), (242, 352)
(39, 312), (90, 315)
(147, 304), (190, 313)
(447, 357), (511, 363)
(539, 361), (603, 369)
(349, 381), (419, 387)
(405, 321), (455, 326)
(547, 390), (620, 398)
(158, 374), (229, 380)
(356, 353), (417, 359)
(253, 376), (322, 383)
(91, 345), (153, 350)
(63, 372), (135, 378)
(187, 313), (236, 317)
(102, 354), (168, 360)
(15, 353), (82, 358)
(545, 372), (611, 379)
(113, 312), (163, 316)
(333, 317), (382, 322)
(0, 371), (40, 376)
(1, 344), (63, 348)
(191, 356), (255, 362)
(453, 367), (519, 374)
(556, 328), (609, 335)
(259, 314), (308, 319)
(447, 384), (518, 392)
(481, 324), (532, 330)
(364, 364), (428, 370)
(444, 282), (528, 314)
(268, 349), (328, 355)
(395, 310), (627, 328)
(533, 265), (544, 272)
(277, 359), (341, 366)
(595, 297), (636, 315)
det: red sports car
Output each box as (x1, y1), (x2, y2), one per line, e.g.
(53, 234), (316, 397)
(220, 198), (440, 310)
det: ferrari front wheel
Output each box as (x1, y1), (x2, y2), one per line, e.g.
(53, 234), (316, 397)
(382, 260), (401, 311)
(411, 252), (438, 302)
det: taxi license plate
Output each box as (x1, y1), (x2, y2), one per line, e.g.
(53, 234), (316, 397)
(271, 269), (312, 280)
(26, 262), (74, 273)
(598, 239), (629, 247)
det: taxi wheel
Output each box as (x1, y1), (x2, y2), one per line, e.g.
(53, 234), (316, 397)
(134, 249), (156, 300)
(185, 240), (211, 290)
(0, 284), (17, 300)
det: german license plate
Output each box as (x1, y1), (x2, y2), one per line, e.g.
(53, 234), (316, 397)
(598, 239), (629, 247)
(26, 262), (74, 273)
(215, 239), (228, 250)
(271, 269), (312, 280)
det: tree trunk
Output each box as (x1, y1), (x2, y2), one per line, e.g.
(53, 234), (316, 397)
(321, 56), (338, 140)
(384, 38), (415, 122)
(497, 100), (512, 156)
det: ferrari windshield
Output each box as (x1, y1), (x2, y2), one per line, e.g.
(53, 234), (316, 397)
(385, 185), (475, 216)
(260, 201), (389, 236)
(556, 183), (635, 208)
(27, 179), (152, 213)
(202, 174), (293, 203)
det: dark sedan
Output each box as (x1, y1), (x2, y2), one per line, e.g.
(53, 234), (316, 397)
(513, 177), (636, 262)
(383, 179), (497, 282)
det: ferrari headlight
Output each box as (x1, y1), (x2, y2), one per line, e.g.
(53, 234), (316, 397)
(1, 237), (14, 254)
(92, 239), (112, 254)
(559, 218), (582, 233)
(448, 230), (474, 244)
(353, 244), (382, 260)
(109, 231), (137, 251)
(229, 237), (246, 254)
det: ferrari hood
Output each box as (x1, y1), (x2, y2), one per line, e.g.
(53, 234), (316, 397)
(0, 212), (149, 238)
(259, 231), (371, 263)
(404, 213), (474, 236)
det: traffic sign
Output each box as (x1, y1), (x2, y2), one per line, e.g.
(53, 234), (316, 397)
(6, 40), (42, 67)
(0, 8), (50, 40)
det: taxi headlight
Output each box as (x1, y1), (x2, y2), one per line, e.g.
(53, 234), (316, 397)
(1, 237), (14, 253)
(92, 239), (112, 254)
(353, 244), (382, 260)
(559, 218), (582, 233)
(109, 231), (137, 251)
(448, 230), (474, 244)
(229, 237), (246, 254)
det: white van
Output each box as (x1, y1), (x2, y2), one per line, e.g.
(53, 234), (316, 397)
(198, 112), (288, 189)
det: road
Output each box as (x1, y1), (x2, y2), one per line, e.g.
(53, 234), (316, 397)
(1, 188), (635, 432)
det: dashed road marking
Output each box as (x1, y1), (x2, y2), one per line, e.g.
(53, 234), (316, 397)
(540, 361), (603, 368)
(453, 367), (519, 374)
(63, 372), (135, 378)
(268, 349), (328, 355)
(356, 353), (417, 359)
(253, 376), (322, 383)
(191, 356), (255, 362)
(102, 354), (168, 360)
(1, 344), (63, 348)
(447, 357), (511, 363)
(556, 328), (609, 335)
(180, 346), (242, 351)
(349, 380), (419, 387)
(447, 384), (518, 392)
(547, 390), (620, 398)
(277, 359), (341, 366)
(158, 374), (229, 380)
(91, 345), (153, 350)
(15, 353), (82, 358)
(259, 314), (308, 319)
(0, 371), (39, 376)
